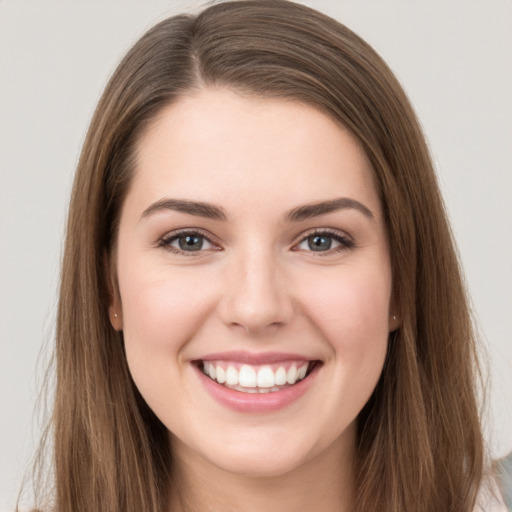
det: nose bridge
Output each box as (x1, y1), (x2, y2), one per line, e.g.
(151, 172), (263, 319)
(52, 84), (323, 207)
(221, 244), (293, 333)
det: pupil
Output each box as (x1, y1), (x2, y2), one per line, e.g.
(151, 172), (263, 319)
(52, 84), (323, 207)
(308, 235), (331, 251)
(179, 235), (203, 251)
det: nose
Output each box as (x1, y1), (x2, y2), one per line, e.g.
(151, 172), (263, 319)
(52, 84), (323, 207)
(219, 249), (294, 335)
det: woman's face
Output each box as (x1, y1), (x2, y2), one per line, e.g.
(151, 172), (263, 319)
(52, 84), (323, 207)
(112, 88), (397, 478)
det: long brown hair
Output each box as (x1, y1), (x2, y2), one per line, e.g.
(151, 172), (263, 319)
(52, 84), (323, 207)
(24, 1), (484, 510)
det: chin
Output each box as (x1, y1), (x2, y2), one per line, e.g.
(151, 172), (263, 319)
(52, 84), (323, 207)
(214, 451), (307, 479)
(200, 433), (322, 479)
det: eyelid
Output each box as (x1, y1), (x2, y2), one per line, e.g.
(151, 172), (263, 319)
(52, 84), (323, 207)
(156, 227), (354, 256)
(157, 228), (222, 255)
(292, 227), (355, 254)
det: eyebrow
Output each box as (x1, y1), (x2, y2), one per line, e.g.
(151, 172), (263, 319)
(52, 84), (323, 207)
(140, 198), (228, 221)
(284, 197), (374, 222)
(140, 196), (374, 223)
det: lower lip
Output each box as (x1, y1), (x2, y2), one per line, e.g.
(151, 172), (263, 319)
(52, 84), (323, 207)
(193, 363), (321, 413)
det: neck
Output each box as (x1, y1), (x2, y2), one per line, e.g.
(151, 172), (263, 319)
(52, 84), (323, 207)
(168, 428), (355, 512)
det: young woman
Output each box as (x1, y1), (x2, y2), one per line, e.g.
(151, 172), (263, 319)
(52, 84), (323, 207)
(22, 1), (504, 511)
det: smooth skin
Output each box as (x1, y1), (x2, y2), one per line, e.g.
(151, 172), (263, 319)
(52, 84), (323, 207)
(110, 88), (399, 512)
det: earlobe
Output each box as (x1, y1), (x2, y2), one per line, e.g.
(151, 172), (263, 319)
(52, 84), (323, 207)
(389, 312), (401, 332)
(109, 306), (123, 331)
(104, 251), (123, 331)
(389, 287), (401, 332)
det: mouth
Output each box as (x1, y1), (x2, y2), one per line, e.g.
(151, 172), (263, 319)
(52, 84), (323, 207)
(195, 359), (320, 394)
(192, 353), (322, 413)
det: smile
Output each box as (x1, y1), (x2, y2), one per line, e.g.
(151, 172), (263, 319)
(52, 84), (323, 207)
(200, 360), (313, 393)
(193, 353), (322, 413)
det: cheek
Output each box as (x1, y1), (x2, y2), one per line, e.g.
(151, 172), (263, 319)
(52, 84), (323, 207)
(298, 263), (391, 384)
(116, 259), (219, 422)
(119, 263), (212, 344)
(309, 267), (391, 427)
(302, 262), (391, 335)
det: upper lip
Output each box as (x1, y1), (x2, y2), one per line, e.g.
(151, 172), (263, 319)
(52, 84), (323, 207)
(196, 351), (318, 365)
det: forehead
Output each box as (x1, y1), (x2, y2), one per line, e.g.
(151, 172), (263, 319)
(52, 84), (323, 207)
(127, 87), (381, 218)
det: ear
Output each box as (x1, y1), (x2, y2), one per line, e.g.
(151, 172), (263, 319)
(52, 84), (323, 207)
(103, 251), (123, 331)
(388, 287), (402, 332)
(389, 311), (401, 332)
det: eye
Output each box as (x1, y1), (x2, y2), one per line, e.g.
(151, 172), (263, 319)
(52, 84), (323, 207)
(158, 230), (218, 255)
(295, 229), (354, 254)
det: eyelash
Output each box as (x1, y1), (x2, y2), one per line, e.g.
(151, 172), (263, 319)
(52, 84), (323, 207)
(157, 228), (355, 256)
(295, 228), (355, 256)
(157, 229), (220, 256)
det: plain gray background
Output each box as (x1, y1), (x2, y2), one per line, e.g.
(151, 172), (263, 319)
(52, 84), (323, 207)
(1, 1), (511, 510)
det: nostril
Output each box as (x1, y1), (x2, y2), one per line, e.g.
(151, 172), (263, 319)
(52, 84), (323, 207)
(228, 320), (284, 336)
(219, 275), (295, 333)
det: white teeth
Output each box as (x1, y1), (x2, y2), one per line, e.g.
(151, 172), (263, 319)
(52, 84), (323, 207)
(202, 361), (312, 389)
(286, 365), (298, 384)
(275, 366), (287, 386)
(225, 384), (283, 394)
(297, 364), (307, 380)
(239, 365), (257, 387)
(216, 366), (226, 384)
(256, 366), (275, 388)
(225, 366), (239, 386)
